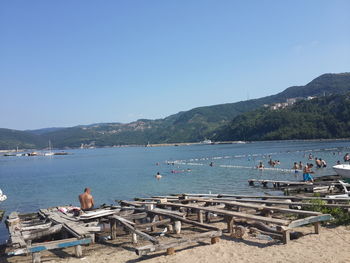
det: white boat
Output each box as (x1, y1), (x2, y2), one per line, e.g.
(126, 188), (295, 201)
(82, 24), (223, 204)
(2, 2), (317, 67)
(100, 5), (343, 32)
(333, 164), (350, 179)
(0, 189), (7, 202)
(201, 139), (212, 144)
(44, 140), (54, 156)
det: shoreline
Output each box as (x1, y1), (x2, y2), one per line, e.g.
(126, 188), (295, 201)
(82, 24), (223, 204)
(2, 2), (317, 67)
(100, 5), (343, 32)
(2, 138), (350, 153)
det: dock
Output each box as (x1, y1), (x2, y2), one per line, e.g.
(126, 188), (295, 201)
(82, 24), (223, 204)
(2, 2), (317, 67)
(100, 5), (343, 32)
(247, 175), (347, 194)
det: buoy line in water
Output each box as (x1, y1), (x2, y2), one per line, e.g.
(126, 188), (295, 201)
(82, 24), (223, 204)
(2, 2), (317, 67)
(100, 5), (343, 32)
(173, 161), (301, 174)
(166, 146), (350, 167)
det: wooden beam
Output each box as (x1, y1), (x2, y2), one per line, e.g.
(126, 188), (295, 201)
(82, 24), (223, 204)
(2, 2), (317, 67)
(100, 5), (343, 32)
(181, 193), (350, 202)
(135, 230), (222, 256)
(7, 238), (92, 256)
(136, 219), (171, 230)
(209, 198), (350, 208)
(144, 209), (220, 231)
(190, 197), (322, 216)
(22, 224), (63, 241)
(287, 215), (332, 229)
(160, 202), (290, 226)
(113, 216), (159, 244)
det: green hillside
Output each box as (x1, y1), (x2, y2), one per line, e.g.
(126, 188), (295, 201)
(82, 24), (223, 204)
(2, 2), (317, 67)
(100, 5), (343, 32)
(1, 72), (350, 149)
(0, 128), (46, 150)
(214, 93), (350, 141)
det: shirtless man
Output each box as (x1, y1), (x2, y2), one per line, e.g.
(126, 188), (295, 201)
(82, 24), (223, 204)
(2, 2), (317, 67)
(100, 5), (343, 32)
(303, 164), (314, 182)
(79, 188), (94, 211)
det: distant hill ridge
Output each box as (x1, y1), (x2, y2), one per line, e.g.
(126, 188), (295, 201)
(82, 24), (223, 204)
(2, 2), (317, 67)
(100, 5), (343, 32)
(1, 72), (350, 149)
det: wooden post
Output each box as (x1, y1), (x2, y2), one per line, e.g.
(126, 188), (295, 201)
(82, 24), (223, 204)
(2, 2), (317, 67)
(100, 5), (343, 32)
(26, 240), (32, 256)
(174, 221), (181, 234)
(167, 224), (173, 232)
(282, 230), (290, 244)
(75, 245), (83, 258)
(132, 233), (138, 244)
(197, 210), (204, 223)
(314, 222), (320, 234)
(32, 252), (41, 263)
(166, 247), (175, 255)
(151, 215), (157, 232)
(226, 216), (234, 234)
(205, 212), (210, 223)
(110, 218), (117, 240)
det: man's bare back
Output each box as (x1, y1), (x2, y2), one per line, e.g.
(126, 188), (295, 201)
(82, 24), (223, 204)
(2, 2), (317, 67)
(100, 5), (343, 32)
(79, 188), (94, 210)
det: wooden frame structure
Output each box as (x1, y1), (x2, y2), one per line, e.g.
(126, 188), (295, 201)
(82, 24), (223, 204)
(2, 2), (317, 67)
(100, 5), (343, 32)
(127, 195), (334, 245)
(5, 188), (340, 261)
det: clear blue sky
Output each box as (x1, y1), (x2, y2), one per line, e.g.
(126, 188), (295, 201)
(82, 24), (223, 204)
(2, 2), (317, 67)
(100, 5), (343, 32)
(1, 0), (349, 130)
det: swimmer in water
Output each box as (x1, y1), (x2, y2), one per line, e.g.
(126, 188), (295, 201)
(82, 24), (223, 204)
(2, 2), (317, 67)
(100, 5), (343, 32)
(257, 161), (264, 169)
(155, 172), (162, 180)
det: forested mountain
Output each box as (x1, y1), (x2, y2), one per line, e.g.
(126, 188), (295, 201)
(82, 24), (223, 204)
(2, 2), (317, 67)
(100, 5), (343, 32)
(1, 72), (350, 149)
(214, 93), (350, 141)
(0, 128), (46, 149)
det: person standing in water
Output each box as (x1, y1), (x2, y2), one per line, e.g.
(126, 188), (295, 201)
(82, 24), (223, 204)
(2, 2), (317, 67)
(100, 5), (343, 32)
(79, 188), (94, 211)
(303, 164), (314, 182)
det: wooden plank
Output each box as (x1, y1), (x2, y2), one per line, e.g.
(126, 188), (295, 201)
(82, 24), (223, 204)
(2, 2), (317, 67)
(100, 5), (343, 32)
(120, 200), (144, 207)
(21, 222), (52, 231)
(22, 224), (63, 241)
(210, 198), (350, 208)
(136, 219), (172, 229)
(113, 215), (159, 244)
(152, 208), (185, 217)
(189, 197), (322, 216)
(122, 212), (148, 220)
(111, 215), (136, 226)
(135, 230), (222, 256)
(80, 210), (118, 220)
(287, 215), (332, 229)
(43, 211), (90, 238)
(182, 193), (350, 202)
(248, 179), (313, 185)
(7, 238), (92, 256)
(144, 209), (220, 231)
(161, 202), (290, 226)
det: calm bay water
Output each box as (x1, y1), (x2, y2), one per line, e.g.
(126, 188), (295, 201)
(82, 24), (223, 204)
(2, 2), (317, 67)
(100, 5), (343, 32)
(1, 140), (350, 242)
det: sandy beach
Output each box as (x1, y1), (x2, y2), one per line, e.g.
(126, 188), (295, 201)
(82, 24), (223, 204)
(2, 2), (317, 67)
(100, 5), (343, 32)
(2, 224), (349, 263)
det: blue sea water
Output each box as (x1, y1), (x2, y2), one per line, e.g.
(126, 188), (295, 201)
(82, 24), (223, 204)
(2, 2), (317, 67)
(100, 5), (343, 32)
(1, 140), (350, 242)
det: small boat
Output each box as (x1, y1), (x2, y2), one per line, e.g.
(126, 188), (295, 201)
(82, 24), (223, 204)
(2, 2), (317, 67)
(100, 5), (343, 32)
(333, 164), (350, 179)
(201, 139), (213, 144)
(0, 189), (7, 202)
(44, 140), (54, 156)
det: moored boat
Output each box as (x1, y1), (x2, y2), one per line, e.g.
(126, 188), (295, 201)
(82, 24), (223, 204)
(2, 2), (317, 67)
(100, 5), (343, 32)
(333, 164), (350, 179)
(0, 189), (7, 202)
